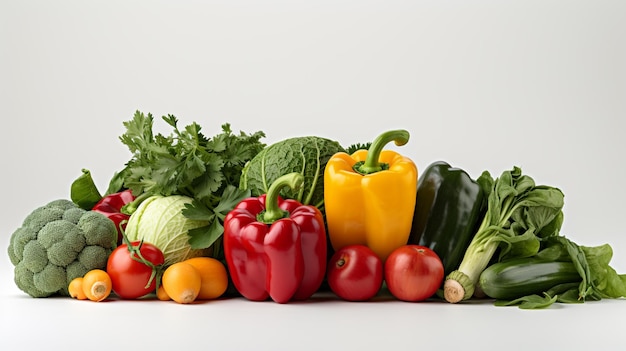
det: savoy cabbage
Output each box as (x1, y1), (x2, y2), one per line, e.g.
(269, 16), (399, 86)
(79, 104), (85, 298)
(239, 136), (347, 214)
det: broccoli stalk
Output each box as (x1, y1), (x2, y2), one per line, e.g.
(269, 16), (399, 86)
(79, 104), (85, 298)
(443, 166), (565, 303)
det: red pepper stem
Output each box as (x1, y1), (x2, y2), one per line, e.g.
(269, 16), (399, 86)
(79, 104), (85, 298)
(357, 129), (410, 174)
(262, 172), (304, 223)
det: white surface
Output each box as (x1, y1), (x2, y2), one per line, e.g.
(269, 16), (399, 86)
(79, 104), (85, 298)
(1, 0), (625, 349)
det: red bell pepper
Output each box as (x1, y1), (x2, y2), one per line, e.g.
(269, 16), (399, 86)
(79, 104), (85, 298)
(92, 189), (135, 245)
(224, 172), (327, 303)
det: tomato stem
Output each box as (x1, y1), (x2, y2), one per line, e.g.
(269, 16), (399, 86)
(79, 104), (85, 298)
(120, 221), (164, 289)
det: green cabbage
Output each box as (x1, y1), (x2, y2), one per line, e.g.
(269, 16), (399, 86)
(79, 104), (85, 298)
(239, 136), (346, 211)
(125, 195), (210, 266)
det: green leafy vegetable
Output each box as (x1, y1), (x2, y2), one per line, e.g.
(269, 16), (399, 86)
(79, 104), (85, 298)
(443, 166), (565, 303)
(111, 110), (266, 253)
(494, 292), (558, 309)
(492, 236), (626, 309)
(239, 135), (346, 213)
(70, 169), (103, 209)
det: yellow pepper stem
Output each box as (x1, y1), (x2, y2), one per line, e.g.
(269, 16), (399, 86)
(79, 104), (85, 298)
(355, 129), (410, 174)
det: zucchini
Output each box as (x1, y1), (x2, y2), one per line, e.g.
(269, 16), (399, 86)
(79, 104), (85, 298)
(478, 258), (581, 300)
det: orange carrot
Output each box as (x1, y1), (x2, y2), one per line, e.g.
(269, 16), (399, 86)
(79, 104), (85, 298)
(82, 269), (112, 302)
(68, 277), (87, 300)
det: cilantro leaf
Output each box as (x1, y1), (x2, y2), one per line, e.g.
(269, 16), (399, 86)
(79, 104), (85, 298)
(111, 110), (266, 253)
(188, 220), (224, 250)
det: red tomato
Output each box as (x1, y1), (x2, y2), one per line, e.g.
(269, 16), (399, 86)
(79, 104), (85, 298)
(107, 241), (165, 299)
(384, 245), (444, 302)
(327, 245), (383, 301)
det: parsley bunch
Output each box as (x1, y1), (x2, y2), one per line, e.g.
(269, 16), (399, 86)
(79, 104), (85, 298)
(108, 110), (266, 254)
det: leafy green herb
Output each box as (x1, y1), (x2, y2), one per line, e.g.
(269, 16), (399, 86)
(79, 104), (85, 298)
(345, 142), (372, 155)
(111, 110), (266, 252)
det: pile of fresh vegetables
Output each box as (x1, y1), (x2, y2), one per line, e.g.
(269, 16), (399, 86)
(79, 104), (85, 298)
(7, 110), (626, 308)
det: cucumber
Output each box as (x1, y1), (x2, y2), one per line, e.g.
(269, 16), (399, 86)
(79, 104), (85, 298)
(478, 258), (582, 300)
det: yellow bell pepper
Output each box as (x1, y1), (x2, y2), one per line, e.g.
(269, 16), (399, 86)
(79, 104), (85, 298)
(324, 130), (418, 262)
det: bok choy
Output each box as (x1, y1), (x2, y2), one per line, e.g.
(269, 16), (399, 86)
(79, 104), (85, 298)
(443, 166), (565, 303)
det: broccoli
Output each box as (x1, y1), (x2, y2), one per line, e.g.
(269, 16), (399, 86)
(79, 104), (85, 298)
(7, 199), (117, 297)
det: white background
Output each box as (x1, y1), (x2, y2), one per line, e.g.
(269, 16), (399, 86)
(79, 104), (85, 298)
(1, 0), (625, 349)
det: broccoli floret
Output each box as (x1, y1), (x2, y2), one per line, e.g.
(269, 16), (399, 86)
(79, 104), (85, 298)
(7, 199), (117, 297)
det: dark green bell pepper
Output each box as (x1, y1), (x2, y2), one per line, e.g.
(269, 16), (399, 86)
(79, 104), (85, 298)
(408, 161), (486, 275)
